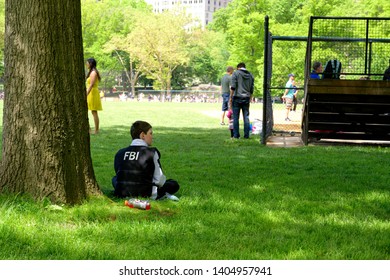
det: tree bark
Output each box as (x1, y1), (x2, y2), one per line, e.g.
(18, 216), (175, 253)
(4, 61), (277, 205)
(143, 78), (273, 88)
(1, 0), (101, 204)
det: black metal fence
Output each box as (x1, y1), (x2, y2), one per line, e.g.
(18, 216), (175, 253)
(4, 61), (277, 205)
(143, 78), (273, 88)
(306, 17), (390, 80)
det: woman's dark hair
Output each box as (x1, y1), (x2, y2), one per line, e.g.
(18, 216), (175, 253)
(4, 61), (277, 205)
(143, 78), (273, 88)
(86, 58), (101, 81)
(130, 121), (152, 140)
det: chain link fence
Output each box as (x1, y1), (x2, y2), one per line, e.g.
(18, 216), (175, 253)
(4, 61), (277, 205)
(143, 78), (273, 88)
(308, 17), (390, 80)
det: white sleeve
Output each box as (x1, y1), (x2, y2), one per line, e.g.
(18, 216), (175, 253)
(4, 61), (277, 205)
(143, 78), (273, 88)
(153, 151), (166, 187)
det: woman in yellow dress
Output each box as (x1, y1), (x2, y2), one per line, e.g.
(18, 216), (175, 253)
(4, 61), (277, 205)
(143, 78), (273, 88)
(86, 58), (103, 134)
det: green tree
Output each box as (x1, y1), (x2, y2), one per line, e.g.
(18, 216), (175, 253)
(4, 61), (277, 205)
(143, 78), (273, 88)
(104, 33), (146, 95)
(170, 29), (230, 88)
(210, 0), (267, 95)
(187, 29), (230, 85)
(127, 11), (191, 96)
(81, 0), (150, 74)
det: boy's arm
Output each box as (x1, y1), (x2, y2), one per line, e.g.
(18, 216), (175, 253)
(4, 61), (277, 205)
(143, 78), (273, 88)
(282, 88), (288, 99)
(153, 152), (166, 187)
(283, 82), (291, 98)
(113, 150), (121, 173)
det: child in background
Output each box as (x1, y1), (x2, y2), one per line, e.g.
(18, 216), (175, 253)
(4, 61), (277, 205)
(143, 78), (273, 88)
(226, 109), (234, 138)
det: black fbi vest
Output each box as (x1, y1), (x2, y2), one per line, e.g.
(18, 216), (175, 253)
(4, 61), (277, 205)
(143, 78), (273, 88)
(114, 146), (160, 197)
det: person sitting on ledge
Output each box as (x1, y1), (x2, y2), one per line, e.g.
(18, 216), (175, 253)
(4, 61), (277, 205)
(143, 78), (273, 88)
(310, 61), (323, 79)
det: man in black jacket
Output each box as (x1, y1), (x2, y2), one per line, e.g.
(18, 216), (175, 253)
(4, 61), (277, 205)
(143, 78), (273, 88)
(229, 62), (255, 139)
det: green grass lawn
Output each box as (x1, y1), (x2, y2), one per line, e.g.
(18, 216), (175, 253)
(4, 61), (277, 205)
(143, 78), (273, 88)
(0, 100), (389, 260)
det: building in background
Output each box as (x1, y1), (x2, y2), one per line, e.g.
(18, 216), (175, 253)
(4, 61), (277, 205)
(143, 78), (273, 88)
(145, 0), (231, 28)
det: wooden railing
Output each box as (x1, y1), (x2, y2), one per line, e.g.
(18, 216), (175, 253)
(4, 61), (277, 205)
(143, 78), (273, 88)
(302, 79), (390, 144)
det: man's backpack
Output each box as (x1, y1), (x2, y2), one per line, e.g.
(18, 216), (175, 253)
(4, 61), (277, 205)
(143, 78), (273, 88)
(383, 68), (390, 80)
(383, 61), (390, 80)
(323, 59), (342, 79)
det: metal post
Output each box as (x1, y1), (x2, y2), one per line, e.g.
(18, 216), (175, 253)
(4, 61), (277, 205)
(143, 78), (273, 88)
(364, 19), (369, 75)
(261, 15), (269, 145)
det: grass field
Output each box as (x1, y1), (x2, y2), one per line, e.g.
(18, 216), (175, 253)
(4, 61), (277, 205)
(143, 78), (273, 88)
(0, 100), (389, 260)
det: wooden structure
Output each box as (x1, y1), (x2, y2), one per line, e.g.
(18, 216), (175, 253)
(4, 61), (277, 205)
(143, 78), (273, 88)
(301, 17), (390, 145)
(302, 79), (390, 144)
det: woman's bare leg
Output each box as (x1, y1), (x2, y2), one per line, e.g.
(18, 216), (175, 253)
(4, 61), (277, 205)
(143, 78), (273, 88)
(91, 110), (99, 134)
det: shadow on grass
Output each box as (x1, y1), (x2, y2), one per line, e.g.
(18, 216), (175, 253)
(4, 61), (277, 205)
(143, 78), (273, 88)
(0, 121), (389, 259)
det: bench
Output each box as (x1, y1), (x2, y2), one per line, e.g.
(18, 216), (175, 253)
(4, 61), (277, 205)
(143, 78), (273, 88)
(302, 79), (390, 144)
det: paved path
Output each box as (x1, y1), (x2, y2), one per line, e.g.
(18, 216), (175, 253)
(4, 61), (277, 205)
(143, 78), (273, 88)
(267, 135), (303, 148)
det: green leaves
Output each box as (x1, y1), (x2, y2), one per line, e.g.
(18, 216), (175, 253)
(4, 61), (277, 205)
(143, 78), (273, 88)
(126, 11), (191, 90)
(81, 0), (149, 69)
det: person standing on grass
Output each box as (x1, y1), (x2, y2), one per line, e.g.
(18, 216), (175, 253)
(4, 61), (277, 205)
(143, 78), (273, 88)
(229, 62), (255, 139)
(86, 58), (103, 134)
(112, 120), (180, 201)
(282, 73), (295, 121)
(220, 66), (234, 125)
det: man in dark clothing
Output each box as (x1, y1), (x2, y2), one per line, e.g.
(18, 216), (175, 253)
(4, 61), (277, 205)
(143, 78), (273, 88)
(383, 59), (390, 80)
(229, 62), (255, 139)
(112, 120), (180, 200)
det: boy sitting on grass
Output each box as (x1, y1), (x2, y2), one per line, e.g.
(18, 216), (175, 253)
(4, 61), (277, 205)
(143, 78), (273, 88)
(112, 120), (180, 201)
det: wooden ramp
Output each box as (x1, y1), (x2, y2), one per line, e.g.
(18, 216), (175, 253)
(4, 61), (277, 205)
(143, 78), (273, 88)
(302, 79), (390, 145)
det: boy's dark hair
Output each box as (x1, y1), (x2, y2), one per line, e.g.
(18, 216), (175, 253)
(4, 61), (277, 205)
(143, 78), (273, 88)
(237, 62), (246, 69)
(130, 120), (152, 140)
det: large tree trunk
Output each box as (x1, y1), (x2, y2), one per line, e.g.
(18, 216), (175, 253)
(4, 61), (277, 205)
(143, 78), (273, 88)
(0, 0), (101, 204)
